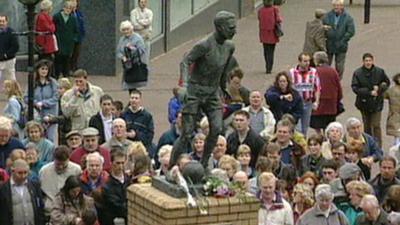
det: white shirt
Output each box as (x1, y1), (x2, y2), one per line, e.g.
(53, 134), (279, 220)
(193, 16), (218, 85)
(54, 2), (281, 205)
(130, 7), (153, 40)
(101, 111), (113, 142)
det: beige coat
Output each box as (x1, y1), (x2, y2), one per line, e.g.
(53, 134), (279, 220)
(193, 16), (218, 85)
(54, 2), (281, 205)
(50, 194), (95, 225)
(303, 18), (327, 56)
(385, 85), (400, 137)
(61, 83), (104, 131)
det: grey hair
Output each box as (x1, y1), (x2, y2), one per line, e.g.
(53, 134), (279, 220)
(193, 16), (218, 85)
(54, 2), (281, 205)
(214, 11), (236, 27)
(25, 142), (38, 152)
(315, 184), (334, 201)
(325, 122), (344, 139)
(40, 0), (53, 11)
(346, 117), (363, 130)
(389, 212), (400, 225)
(113, 118), (126, 127)
(120, 20), (134, 32)
(313, 51), (329, 65)
(86, 152), (105, 168)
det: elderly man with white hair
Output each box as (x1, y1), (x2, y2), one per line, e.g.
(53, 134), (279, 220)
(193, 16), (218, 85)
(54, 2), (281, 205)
(117, 20), (147, 93)
(0, 116), (24, 169)
(79, 152), (109, 195)
(297, 184), (349, 225)
(356, 194), (389, 225)
(101, 118), (133, 153)
(322, 0), (355, 79)
(344, 117), (383, 167)
(258, 172), (293, 225)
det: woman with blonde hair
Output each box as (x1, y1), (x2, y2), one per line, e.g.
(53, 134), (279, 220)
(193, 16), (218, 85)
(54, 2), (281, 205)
(22, 121), (55, 164)
(125, 141), (148, 175)
(338, 180), (373, 225)
(292, 183), (314, 224)
(218, 155), (240, 180)
(3, 79), (25, 139)
(156, 144), (172, 176)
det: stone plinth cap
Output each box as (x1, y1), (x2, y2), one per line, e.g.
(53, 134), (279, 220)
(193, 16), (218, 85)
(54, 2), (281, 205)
(128, 183), (260, 210)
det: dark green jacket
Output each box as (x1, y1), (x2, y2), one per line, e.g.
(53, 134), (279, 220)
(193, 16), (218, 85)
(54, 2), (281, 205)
(323, 10), (355, 54)
(53, 11), (79, 56)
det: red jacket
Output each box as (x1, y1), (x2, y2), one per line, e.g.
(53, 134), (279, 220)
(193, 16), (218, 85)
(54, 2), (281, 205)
(70, 146), (112, 172)
(258, 6), (282, 44)
(35, 12), (57, 54)
(312, 64), (343, 115)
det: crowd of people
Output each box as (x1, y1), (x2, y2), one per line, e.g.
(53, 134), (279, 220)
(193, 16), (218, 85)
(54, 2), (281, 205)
(0, 0), (399, 225)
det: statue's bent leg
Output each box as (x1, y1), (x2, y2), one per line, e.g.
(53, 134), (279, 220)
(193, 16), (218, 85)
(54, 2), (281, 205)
(170, 95), (199, 167)
(201, 107), (223, 169)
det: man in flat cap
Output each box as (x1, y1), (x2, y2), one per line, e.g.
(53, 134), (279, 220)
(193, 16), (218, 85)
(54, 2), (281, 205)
(0, 159), (45, 225)
(66, 130), (83, 152)
(70, 127), (111, 171)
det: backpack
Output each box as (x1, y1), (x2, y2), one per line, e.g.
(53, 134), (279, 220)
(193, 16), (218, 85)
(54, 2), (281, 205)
(16, 99), (27, 129)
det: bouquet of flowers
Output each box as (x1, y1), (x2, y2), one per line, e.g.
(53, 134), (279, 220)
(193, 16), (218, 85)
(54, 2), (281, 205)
(203, 176), (235, 197)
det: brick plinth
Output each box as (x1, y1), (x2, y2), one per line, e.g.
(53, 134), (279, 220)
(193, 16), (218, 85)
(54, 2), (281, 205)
(128, 184), (260, 225)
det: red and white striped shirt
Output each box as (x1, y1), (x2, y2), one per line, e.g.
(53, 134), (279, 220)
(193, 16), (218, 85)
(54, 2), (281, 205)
(289, 66), (321, 102)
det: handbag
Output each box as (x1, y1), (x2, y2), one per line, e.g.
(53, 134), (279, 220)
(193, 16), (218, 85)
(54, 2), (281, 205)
(337, 101), (345, 115)
(124, 61), (148, 83)
(122, 46), (148, 83)
(273, 7), (284, 37)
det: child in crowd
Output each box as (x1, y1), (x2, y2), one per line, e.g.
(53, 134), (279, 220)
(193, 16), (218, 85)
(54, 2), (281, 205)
(156, 144), (172, 176)
(111, 100), (124, 118)
(168, 86), (183, 125)
(236, 144), (255, 178)
(189, 133), (206, 161)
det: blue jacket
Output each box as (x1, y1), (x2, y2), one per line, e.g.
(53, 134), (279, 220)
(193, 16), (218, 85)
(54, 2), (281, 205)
(72, 10), (85, 43)
(25, 78), (59, 118)
(322, 10), (355, 54)
(121, 107), (154, 149)
(22, 138), (55, 164)
(0, 138), (25, 169)
(265, 86), (303, 123)
(168, 97), (182, 124)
